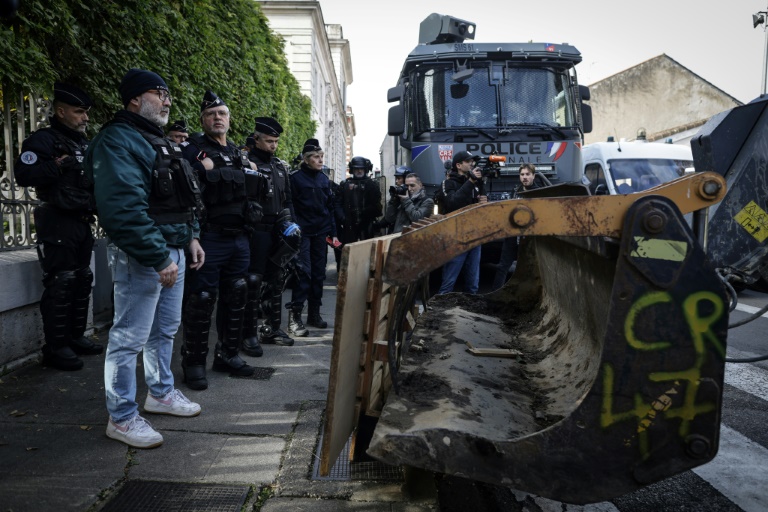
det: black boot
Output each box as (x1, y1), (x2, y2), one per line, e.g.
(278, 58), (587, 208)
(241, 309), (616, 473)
(212, 277), (255, 377)
(70, 335), (104, 355)
(306, 304), (327, 329)
(287, 304), (309, 336)
(69, 266), (103, 355)
(41, 345), (83, 371)
(40, 271), (83, 370)
(182, 290), (216, 390)
(260, 279), (296, 345)
(241, 273), (263, 357)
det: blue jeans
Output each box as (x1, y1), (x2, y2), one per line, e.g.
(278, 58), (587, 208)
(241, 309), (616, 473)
(105, 245), (185, 423)
(438, 245), (481, 294)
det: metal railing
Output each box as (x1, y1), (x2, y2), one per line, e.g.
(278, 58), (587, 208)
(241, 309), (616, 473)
(1, 86), (103, 251)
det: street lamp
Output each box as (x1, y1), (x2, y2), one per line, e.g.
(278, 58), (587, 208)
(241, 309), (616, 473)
(754, 7), (768, 95)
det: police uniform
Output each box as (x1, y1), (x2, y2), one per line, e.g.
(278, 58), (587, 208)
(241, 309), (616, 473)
(288, 139), (338, 331)
(335, 156), (382, 244)
(242, 117), (300, 350)
(166, 119), (189, 144)
(179, 91), (255, 390)
(14, 82), (102, 371)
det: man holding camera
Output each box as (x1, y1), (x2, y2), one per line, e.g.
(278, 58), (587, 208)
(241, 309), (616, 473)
(438, 151), (487, 294)
(384, 173), (434, 233)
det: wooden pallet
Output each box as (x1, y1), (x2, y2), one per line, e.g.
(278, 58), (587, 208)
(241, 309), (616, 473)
(319, 234), (414, 476)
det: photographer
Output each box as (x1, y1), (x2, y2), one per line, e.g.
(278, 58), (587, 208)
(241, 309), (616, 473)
(438, 151), (487, 295)
(384, 173), (434, 233)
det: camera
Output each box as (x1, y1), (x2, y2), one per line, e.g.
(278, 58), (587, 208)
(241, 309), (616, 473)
(476, 153), (507, 179)
(389, 184), (408, 197)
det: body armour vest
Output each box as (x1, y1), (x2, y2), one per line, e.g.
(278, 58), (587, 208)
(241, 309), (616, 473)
(189, 133), (249, 224)
(249, 155), (290, 223)
(40, 129), (96, 212)
(340, 178), (374, 227)
(135, 129), (202, 225)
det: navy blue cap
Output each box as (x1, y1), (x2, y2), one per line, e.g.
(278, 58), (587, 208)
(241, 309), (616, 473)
(119, 68), (168, 107)
(302, 138), (322, 154)
(200, 90), (226, 112)
(254, 116), (283, 137)
(53, 82), (93, 108)
(167, 120), (188, 133)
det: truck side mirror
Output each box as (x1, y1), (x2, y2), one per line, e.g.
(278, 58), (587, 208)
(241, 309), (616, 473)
(581, 103), (593, 134)
(387, 86), (404, 103)
(579, 84), (591, 101)
(388, 104), (405, 136)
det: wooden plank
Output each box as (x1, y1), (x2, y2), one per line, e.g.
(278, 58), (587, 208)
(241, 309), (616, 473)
(319, 239), (376, 476)
(465, 341), (523, 358)
(360, 240), (387, 415)
(377, 292), (391, 322)
(373, 340), (389, 362)
(366, 362), (384, 416)
(365, 277), (376, 303)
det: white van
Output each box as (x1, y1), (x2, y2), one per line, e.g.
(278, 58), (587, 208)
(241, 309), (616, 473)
(582, 139), (694, 195)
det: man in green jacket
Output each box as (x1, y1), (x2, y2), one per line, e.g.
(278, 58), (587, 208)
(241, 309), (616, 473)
(85, 69), (205, 449)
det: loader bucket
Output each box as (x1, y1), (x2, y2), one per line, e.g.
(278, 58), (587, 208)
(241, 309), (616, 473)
(367, 195), (729, 504)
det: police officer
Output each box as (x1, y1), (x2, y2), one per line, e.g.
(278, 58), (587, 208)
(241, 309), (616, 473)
(242, 117), (298, 349)
(15, 82), (102, 371)
(287, 139), (339, 333)
(179, 91), (256, 390)
(335, 156), (382, 245)
(167, 119), (189, 144)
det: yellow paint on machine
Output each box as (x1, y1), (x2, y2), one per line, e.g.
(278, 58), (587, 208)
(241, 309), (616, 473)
(630, 237), (688, 262)
(734, 200), (768, 243)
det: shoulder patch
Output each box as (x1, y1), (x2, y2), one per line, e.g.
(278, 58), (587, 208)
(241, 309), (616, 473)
(20, 151), (38, 165)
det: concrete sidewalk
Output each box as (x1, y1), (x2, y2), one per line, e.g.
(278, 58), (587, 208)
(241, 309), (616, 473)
(0, 260), (436, 511)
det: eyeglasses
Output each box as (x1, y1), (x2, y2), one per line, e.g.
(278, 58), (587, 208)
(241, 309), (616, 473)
(148, 89), (172, 103)
(202, 109), (230, 119)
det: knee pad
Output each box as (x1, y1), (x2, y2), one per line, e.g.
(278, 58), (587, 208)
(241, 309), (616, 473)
(246, 273), (263, 299)
(221, 277), (248, 309)
(49, 270), (77, 300)
(186, 289), (217, 319)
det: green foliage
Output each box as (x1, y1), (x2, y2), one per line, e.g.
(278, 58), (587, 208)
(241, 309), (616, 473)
(0, 0), (315, 160)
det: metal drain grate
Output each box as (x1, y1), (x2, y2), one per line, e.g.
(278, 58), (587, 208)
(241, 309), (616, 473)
(102, 480), (249, 512)
(312, 431), (403, 482)
(232, 366), (275, 380)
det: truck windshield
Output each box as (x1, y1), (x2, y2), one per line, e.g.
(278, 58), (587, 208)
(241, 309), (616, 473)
(608, 158), (694, 193)
(412, 63), (576, 131)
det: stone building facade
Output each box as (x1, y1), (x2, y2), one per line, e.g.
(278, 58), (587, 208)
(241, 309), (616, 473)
(585, 54), (742, 145)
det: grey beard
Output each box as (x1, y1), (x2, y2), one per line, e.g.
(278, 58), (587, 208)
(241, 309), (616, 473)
(138, 101), (169, 127)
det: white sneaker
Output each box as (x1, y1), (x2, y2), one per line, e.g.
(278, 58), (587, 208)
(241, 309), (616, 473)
(144, 388), (201, 417)
(106, 414), (163, 449)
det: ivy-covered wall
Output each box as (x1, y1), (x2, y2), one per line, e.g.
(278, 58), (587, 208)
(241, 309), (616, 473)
(0, 0), (315, 160)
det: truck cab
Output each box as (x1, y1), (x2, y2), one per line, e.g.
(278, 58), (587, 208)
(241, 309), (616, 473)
(386, 13), (592, 200)
(582, 137), (694, 195)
